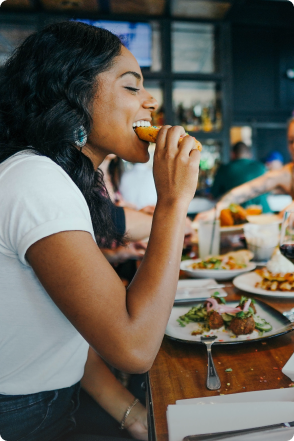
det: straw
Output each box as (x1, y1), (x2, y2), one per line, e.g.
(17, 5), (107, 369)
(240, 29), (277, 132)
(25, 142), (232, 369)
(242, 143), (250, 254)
(209, 205), (218, 255)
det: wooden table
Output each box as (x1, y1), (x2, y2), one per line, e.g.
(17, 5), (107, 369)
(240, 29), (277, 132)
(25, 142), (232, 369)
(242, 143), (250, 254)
(147, 286), (294, 441)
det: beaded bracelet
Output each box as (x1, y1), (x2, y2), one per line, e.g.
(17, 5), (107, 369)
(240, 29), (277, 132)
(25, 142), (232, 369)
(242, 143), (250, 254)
(120, 398), (139, 430)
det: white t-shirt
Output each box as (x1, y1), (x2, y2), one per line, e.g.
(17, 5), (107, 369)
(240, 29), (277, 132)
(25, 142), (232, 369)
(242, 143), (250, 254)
(0, 151), (94, 395)
(120, 163), (157, 209)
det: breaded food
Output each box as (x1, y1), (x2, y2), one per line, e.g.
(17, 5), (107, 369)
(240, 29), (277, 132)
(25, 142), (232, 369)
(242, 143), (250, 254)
(220, 204), (248, 227)
(220, 208), (234, 227)
(134, 126), (202, 151)
(228, 316), (255, 335)
(208, 311), (224, 329)
(255, 268), (294, 291)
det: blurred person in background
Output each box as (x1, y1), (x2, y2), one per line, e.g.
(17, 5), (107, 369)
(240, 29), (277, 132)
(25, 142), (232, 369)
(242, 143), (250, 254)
(210, 141), (271, 213)
(196, 118), (294, 221)
(120, 161), (157, 209)
(265, 151), (284, 171)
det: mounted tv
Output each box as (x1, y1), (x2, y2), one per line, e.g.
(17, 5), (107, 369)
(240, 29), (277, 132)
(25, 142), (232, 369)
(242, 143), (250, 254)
(74, 19), (152, 68)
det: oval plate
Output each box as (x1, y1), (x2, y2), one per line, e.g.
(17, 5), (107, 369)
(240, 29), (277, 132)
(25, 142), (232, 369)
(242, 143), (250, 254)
(233, 271), (294, 298)
(165, 299), (291, 345)
(180, 259), (256, 281)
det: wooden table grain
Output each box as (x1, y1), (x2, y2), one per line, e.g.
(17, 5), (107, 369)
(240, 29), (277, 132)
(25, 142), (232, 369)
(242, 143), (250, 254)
(147, 286), (294, 441)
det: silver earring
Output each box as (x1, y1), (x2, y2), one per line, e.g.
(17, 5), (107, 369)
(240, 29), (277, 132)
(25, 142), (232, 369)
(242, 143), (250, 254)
(74, 125), (87, 149)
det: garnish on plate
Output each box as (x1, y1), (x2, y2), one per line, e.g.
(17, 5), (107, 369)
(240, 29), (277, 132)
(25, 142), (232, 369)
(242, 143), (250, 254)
(178, 295), (272, 337)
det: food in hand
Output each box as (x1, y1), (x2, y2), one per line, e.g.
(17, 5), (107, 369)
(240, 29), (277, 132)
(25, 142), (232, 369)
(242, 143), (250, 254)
(134, 125), (202, 151)
(255, 248), (294, 291)
(189, 250), (253, 271)
(220, 204), (248, 227)
(177, 294), (272, 336)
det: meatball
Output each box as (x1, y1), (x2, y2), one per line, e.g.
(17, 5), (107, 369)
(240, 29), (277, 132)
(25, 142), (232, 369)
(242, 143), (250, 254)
(229, 316), (255, 335)
(208, 311), (224, 329)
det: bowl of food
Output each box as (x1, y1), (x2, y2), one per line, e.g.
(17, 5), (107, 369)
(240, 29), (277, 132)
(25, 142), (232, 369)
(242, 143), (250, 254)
(180, 250), (255, 281)
(243, 223), (280, 262)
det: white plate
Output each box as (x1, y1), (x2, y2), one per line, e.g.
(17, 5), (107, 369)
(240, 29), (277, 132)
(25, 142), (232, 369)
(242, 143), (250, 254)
(247, 214), (282, 225)
(233, 271), (294, 298)
(192, 214), (282, 232)
(191, 221), (244, 232)
(175, 279), (227, 302)
(180, 259), (256, 281)
(165, 299), (290, 344)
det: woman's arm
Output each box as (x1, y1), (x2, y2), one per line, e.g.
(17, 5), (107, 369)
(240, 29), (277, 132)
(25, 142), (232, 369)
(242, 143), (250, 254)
(81, 347), (147, 440)
(124, 207), (153, 241)
(196, 165), (292, 221)
(218, 166), (291, 209)
(26, 126), (200, 373)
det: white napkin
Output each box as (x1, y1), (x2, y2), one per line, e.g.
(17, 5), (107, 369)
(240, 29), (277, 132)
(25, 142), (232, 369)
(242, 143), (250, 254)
(175, 279), (226, 301)
(167, 401), (294, 441)
(283, 353), (294, 381)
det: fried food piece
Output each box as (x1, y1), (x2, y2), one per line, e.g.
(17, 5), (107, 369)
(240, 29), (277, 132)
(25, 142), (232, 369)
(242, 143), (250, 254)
(233, 205), (247, 222)
(226, 250), (254, 266)
(255, 268), (294, 291)
(220, 208), (234, 227)
(134, 126), (202, 151)
(228, 316), (255, 335)
(208, 311), (224, 329)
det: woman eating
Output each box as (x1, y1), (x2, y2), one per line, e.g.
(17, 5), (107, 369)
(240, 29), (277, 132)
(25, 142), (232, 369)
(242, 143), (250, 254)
(0, 21), (200, 441)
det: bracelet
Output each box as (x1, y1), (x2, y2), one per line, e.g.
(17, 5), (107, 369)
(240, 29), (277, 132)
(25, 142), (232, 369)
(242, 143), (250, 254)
(119, 398), (139, 430)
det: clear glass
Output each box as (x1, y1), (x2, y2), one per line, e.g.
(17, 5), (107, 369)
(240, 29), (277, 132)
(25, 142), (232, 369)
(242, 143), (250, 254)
(173, 81), (222, 132)
(280, 210), (294, 263)
(172, 22), (215, 73)
(198, 219), (220, 259)
(144, 80), (164, 126)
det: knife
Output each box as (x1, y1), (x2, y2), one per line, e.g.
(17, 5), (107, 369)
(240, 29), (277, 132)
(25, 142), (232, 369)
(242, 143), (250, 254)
(183, 421), (294, 441)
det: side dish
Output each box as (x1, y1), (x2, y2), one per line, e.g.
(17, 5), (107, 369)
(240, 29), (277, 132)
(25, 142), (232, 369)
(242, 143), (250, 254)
(189, 250), (253, 271)
(255, 248), (294, 292)
(177, 293), (272, 337)
(220, 204), (248, 227)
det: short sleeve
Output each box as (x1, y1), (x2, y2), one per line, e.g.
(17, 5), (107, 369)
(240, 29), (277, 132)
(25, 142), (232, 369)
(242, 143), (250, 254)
(0, 154), (95, 266)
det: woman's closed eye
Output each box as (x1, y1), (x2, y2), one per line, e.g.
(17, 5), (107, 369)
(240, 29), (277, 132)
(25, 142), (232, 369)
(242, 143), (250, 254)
(124, 86), (140, 94)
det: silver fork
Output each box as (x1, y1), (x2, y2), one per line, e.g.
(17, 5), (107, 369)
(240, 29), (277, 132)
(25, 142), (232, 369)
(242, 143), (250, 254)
(201, 335), (221, 391)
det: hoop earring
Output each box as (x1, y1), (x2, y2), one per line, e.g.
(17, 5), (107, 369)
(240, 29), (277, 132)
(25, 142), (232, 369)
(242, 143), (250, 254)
(74, 125), (87, 150)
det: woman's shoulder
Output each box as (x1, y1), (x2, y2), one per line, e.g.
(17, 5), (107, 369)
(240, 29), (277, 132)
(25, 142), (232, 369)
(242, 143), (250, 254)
(0, 150), (73, 188)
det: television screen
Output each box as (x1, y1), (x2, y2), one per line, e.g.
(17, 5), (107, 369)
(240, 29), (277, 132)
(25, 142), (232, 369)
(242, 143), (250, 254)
(74, 19), (152, 67)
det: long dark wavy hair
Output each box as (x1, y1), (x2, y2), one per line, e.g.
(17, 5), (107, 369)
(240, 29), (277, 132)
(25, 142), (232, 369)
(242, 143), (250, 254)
(0, 21), (124, 247)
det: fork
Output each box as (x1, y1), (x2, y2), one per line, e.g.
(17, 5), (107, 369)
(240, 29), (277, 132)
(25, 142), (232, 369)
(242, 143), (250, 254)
(201, 335), (221, 391)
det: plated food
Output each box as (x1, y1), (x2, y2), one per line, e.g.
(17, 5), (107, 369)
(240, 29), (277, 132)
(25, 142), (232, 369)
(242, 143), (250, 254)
(177, 293), (272, 337)
(134, 125), (203, 151)
(166, 298), (291, 342)
(255, 248), (294, 292)
(220, 204), (248, 227)
(188, 250), (253, 271)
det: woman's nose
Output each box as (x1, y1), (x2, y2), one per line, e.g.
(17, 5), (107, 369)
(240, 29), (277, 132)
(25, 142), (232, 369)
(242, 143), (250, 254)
(142, 94), (158, 112)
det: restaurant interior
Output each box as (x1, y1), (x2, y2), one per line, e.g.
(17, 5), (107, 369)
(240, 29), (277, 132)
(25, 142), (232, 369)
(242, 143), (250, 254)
(2, 1), (294, 440)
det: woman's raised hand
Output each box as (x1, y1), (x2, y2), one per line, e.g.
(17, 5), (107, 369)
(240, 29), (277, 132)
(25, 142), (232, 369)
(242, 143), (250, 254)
(153, 126), (201, 209)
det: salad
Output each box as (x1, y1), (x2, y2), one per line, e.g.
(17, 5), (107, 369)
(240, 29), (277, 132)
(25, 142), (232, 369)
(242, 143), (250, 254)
(177, 293), (272, 337)
(189, 250), (253, 271)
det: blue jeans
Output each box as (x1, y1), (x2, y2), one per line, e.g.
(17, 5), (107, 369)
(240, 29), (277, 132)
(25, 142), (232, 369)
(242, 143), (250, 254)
(0, 382), (80, 441)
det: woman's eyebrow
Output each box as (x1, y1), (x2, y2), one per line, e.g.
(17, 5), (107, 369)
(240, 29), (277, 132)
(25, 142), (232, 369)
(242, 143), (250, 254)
(120, 71), (142, 81)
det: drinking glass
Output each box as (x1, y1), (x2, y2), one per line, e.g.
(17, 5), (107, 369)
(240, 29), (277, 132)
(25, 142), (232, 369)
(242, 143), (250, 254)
(280, 210), (294, 263)
(198, 219), (220, 259)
